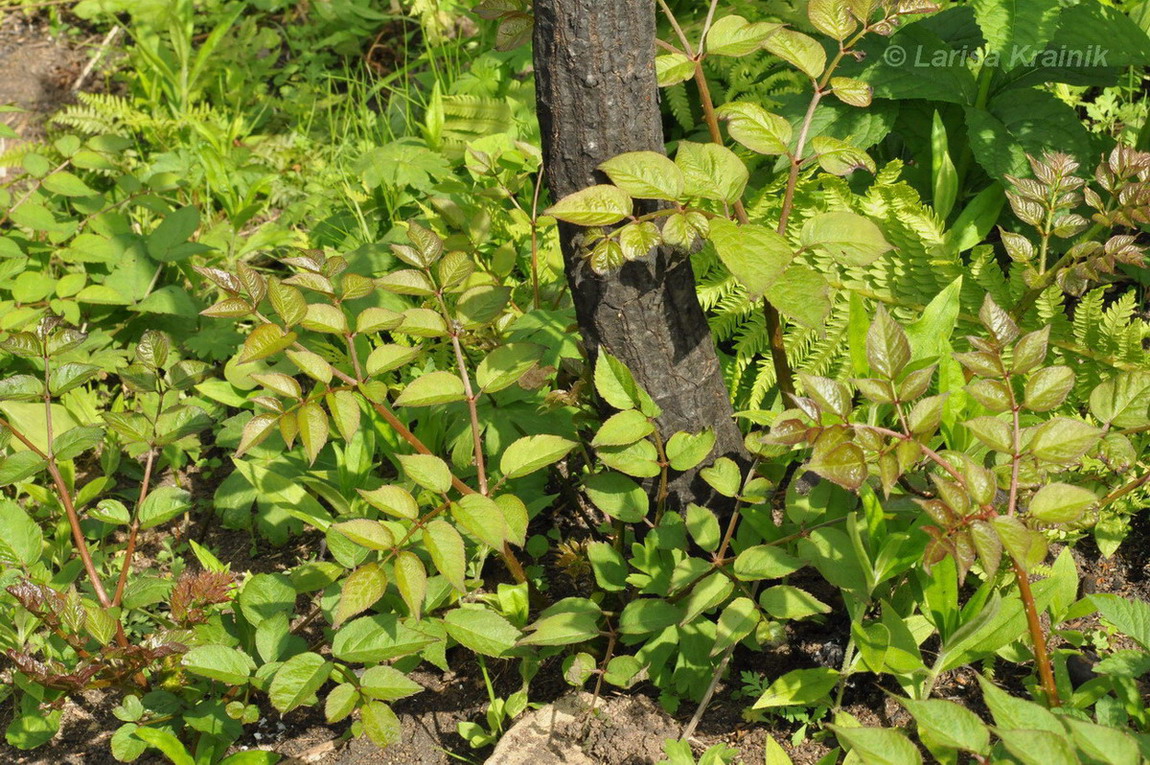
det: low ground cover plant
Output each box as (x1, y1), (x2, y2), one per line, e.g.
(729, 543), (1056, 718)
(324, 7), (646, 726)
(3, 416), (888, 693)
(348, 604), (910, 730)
(1, 0), (1149, 763)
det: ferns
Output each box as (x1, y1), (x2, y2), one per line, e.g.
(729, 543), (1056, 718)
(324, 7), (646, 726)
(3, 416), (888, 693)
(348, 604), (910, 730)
(705, 161), (1150, 410)
(437, 94), (515, 155)
(665, 84), (694, 134)
(52, 93), (134, 135)
(52, 91), (213, 144)
(704, 51), (804, 110)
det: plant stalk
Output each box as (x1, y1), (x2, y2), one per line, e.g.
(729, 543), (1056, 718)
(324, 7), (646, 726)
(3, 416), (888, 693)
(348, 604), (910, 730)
(112, 448), (157, 608)
(1013, 558), (1060, 706)
(691, 59), (795, 399)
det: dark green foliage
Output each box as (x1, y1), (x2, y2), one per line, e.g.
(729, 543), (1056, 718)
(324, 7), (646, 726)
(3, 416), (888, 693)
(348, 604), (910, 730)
(1, 0), (1149, 763)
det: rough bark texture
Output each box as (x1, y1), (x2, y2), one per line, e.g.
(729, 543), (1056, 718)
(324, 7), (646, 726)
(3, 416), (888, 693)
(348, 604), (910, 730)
(533, 0), (745, 510)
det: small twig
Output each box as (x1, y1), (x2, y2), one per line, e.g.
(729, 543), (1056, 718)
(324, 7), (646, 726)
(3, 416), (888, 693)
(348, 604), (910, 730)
(656, 0), (695, 58)
(72, 26), (123, 93)
(112, 448), (156, 607)
(1098, 472), (1150, 509)
(698, 0), (722, 56)
(450, 326), (489, 495)
(582, 626), (617, 735)
(681, 641), (736, 741)
(530, 166), (544, 310)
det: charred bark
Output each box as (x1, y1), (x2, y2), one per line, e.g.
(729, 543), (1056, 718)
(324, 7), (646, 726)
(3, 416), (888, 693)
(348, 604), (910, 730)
(532, 0), (746, 511)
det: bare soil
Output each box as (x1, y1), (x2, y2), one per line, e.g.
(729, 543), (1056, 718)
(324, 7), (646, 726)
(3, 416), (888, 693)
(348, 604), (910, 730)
(2, 8), (1149, 765)
(0, 10), (89, 176)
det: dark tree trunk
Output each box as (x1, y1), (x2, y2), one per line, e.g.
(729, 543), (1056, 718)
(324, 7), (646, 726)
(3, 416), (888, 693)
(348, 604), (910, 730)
(532, 0), (745, 510)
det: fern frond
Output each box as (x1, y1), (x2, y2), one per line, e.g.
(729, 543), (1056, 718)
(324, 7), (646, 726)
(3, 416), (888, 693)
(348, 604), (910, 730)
(705, 159), (1150, 410)
(665, 84), (694, 133)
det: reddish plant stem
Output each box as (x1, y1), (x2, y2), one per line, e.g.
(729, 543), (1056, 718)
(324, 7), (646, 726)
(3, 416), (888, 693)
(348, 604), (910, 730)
(858, 424), (968, 488)
(1014, 558), (1061, 706)
(112, 448), (156, 608)
(271, 323), (528, 584)
(530, 167), (544, 310)
(776, 90), (823, 235)
(449, 327), (489, 495)
(0, 414), (125, 644)
(691, 60), (794, 399)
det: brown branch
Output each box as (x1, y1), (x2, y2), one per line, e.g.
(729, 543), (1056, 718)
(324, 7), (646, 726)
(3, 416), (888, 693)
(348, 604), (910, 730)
(112, 448), (156, 608)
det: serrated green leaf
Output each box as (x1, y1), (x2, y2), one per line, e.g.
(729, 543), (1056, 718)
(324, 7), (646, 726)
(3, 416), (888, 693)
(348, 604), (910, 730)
(901, 697), (990, 754)
(830, 726), (922, 765)
(182, 645), (254, 686)
(361, 701), (401, 748)
(500, 434), (576, 479)
(765, 28), (826, 79)
(593, 410), (654, 447)
(138, 486), (193, 530)
(705, 15), (781, 57)
(269, 652), (331, 713)
(366, 344), (422, 377)
(360, 665), (424, 701)
(709, 218), (793, 298)
(334, 562), (387, 627)
(424, 519), (467, 592)
(297, 402), (329, 465)
(453, 494), (507, 549)
(443, 607), (520, 657)
(809, 0), (857, 40)
(685, 503), (721, 552)
(675, 141), (748, 203)
(545, 185), (631, 226)
(811, 135), (876, 175)
(619, 599), (683, 635)
(598, 152), (684, 201)
(753, 668), (839, 708)
(1028, 483), (1096, 524)
(394, 371), (466, 407)
(800, 211), (891, 266)
(397, 453), (453, 493)
(1029, 418), (1101, 464)
(665, 429), (716, 472)
(766, 264), (832, 328)
(584, 471), (648, 523)
(715, 102), (792, 155)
